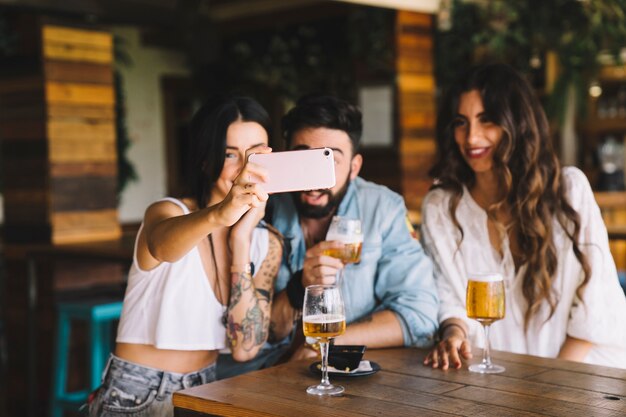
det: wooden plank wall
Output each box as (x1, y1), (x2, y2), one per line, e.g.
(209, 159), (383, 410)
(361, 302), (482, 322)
(0, 69), (50, 241)
(595, 192), (626, 271)
(395, 11), (436, 218)
(0, 23), (121, 244)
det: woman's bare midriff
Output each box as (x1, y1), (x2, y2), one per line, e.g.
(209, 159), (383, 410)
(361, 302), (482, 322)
(115, 343), (219, 374)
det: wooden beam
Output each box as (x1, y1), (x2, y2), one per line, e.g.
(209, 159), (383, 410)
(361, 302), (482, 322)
(332, 0), (440, 13)
(207, 0), (324, 21)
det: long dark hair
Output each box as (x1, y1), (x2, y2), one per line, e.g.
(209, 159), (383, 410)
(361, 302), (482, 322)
(430, 63), (591, 330)
(188, 95), (270, 209)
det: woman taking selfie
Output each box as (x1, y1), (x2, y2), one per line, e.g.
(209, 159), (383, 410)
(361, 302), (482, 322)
(88, 96), (282, 416)
(422, 63), (626, 370)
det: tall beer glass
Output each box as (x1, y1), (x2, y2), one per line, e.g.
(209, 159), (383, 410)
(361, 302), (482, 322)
(466, 273), (505, 373)
(324, 216), (363, 264)
(303, 285), (346, 395)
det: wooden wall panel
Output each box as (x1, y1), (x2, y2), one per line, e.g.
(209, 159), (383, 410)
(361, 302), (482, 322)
(0, 76), (42, 94)
(51, 176), (117, 211)
(48, 141), (117, 163)
(0, 119), (46, 140)
(0, 22), (120, 244)
(48, 119), (115, 142)
(0, 104), (46, 120)
(44, 61), (113, 84)
(45, 82), (114, 106)
(42, 26), (113, 64)
(48, 104), (115, 119)
(50, 162), (117, 177)
(44, 24), (119, 243)
(395, 11), (436, 213)
(596, 192), (626, 271)
(51, 210), (121, 244)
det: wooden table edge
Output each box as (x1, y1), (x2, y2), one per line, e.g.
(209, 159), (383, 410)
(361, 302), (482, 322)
(173, 391), (277, 417)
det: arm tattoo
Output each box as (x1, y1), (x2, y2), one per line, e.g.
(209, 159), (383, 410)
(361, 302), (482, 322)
(255, 288), (272, 303)
(229, 271), (252, 307)
(227, 232), (281, 350)
(241, 303), (267, 349)
(227, 303), (267, 351)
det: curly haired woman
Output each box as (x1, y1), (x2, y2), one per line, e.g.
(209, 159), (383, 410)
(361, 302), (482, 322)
(422, 63), (626, 370)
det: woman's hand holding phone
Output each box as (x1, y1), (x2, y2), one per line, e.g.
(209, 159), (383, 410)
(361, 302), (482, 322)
(216, 145), (271, 227)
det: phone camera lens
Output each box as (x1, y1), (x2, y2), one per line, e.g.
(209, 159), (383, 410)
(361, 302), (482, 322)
(324, 150), (330, 156)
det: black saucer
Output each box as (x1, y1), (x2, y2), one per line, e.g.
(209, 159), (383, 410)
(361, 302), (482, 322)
(309, 361), (381, 378)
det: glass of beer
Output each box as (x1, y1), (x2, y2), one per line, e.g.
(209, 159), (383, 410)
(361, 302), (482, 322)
(303, 285), (346, 395)
(466, 273), (506, 374)
(324, 216), (363, 264)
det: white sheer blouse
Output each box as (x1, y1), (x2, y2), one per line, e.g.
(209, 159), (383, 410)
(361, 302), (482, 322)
(422, 167), (626, 369)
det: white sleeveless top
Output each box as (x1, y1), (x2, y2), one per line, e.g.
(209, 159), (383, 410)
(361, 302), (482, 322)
(116, 198), (269, 350)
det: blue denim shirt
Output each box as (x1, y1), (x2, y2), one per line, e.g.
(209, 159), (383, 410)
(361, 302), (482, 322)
(270, 177), (439, 347)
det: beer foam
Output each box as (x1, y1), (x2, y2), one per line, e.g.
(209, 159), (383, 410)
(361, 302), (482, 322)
(326, 232), (363, 244)
(303, 313), (346, 323)
(469, 272), (503, 282)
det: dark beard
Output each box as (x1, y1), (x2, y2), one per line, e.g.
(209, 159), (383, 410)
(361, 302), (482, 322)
(291, 177), (350, 219)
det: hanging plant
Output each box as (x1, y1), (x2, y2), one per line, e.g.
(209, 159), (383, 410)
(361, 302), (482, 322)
(192, 7), (394, 107)
(113, 35), (138, 198)
(437, 0), (626, 124)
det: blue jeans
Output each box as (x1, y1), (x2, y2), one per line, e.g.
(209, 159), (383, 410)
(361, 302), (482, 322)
(88, 355), (216, 417)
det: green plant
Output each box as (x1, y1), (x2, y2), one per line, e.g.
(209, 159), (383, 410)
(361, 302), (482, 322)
(436, 0), (626, 123)
(113, 35), (138, 197)
(196, 8), (394, 106)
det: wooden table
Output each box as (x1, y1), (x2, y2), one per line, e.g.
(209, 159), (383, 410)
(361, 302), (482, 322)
(174, 348), (626, 417)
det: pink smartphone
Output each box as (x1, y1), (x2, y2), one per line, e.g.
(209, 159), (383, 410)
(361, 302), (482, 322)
(247, 148), (336, 194)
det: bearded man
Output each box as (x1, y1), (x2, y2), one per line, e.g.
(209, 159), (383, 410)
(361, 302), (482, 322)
(217, 95), (438, 378)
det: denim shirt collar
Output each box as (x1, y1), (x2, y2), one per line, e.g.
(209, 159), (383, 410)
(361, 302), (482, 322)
(336, 178), (360, 219)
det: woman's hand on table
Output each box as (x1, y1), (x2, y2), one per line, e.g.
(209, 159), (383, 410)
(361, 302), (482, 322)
(423, 320), (472, 370)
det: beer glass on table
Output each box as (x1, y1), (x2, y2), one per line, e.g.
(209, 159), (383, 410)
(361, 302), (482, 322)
(466, 273), (506, 374)
(303, 285), (346, 395)
(324, 216), (363, 284)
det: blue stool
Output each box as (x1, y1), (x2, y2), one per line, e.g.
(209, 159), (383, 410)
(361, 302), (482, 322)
(50, 299), (123, 417)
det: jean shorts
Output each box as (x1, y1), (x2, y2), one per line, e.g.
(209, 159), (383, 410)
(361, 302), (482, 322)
(88, 354), (216, 417)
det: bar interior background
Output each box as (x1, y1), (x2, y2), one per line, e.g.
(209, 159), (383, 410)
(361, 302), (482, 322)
(0, 0), (625, 416)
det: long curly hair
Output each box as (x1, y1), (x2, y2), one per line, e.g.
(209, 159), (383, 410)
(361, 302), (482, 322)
(430, 63), (591, 330)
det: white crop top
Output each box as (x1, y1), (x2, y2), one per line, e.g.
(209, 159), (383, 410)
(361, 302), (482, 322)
(116, 198), (269, 350)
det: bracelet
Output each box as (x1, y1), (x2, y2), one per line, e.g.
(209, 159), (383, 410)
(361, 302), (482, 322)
(231, 262), (254, 275)
(439, 322), (467, 340)
(285, 270), (305, 309)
